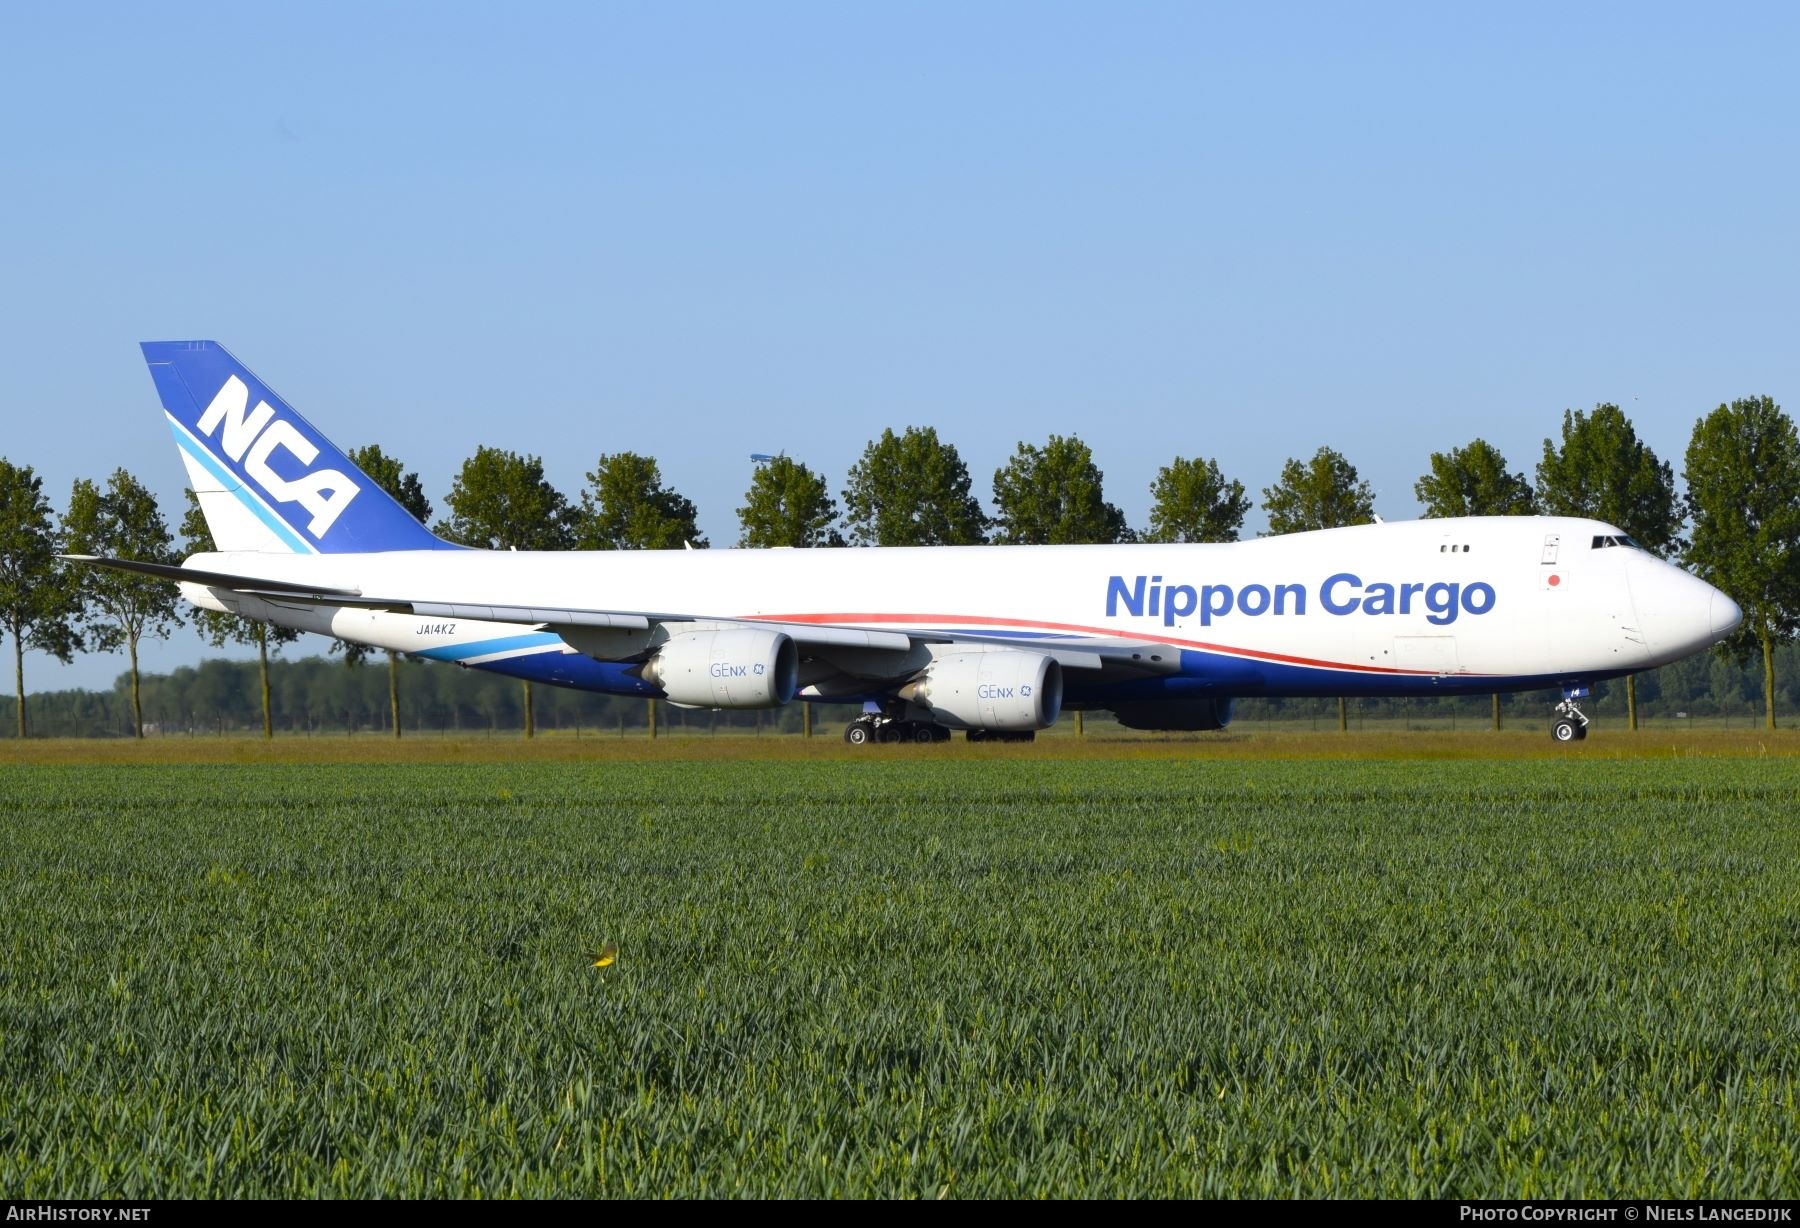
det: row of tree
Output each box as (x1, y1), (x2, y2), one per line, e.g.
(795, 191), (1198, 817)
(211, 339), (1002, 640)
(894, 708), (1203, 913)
(4, 396), (1797, 736)
(11, 642), (1796, 740)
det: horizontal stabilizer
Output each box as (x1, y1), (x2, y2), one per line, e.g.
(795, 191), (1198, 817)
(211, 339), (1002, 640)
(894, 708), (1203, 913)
(61, 555), (364, 599)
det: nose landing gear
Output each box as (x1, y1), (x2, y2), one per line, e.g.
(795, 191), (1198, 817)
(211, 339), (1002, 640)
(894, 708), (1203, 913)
(1550, 687), (1591, 742)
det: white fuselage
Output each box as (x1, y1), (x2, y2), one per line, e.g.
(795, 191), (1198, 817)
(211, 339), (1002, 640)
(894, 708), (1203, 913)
(180, 515), (1738, 705)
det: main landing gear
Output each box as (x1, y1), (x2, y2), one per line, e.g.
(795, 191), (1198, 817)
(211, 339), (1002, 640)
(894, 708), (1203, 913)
(1550, 687), (1591, 743)
(841, 701), (1034, 745)
(843, 713), (952, 744)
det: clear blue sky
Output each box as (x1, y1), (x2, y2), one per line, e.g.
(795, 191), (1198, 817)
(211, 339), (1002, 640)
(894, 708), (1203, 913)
(5, 3), (1797, 692)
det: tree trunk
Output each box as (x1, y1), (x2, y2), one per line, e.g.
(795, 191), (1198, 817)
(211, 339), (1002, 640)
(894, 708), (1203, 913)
(258, 629), (273, 739)
(1763, 631), (1777, 731)
(802, 702), (812, 738)
(129, 634), (144, 739)
(522, 681), (535, 738)
(647, 698), (657, 739)
(13, 630), (24, 739)
(1075, 709), (1085, 738)
(1338, 696), (1347, 732)
(1491, 692), (1501, 732)
(1626, 674), (1638, 731)
(388, 651), (401, 739)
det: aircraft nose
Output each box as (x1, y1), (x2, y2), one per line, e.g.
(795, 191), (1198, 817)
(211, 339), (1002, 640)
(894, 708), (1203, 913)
(1711, 589), (1743, 640)
(1624, 552), (1731, 662)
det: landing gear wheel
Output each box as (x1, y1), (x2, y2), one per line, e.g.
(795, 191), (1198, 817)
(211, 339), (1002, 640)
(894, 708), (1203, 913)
(913, 724), (938, 743)
(845, 721), (874, 746)
(1550, 693), (1591, 745)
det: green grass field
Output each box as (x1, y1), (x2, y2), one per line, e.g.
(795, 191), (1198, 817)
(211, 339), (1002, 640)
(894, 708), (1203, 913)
(3, 750), (1799, 1196)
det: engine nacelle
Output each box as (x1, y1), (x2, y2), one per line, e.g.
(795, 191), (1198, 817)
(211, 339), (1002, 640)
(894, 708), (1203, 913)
(904, 651), (1063, 731)
(1109, 698), (1235, 731)
(642, 629), (799, 709)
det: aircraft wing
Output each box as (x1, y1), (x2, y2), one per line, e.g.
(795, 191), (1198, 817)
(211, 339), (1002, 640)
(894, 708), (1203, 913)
(66, 556), (1171, 681)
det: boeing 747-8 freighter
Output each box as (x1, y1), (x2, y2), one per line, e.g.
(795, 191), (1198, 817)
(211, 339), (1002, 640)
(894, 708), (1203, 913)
(74, 342), (1742, 744)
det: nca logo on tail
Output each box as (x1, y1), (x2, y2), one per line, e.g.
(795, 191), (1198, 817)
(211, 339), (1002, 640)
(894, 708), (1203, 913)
(198, 376), (359, 538)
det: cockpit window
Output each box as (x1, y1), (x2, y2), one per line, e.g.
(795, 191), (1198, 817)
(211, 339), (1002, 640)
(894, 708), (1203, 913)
(1591, 534), (1645, 550)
